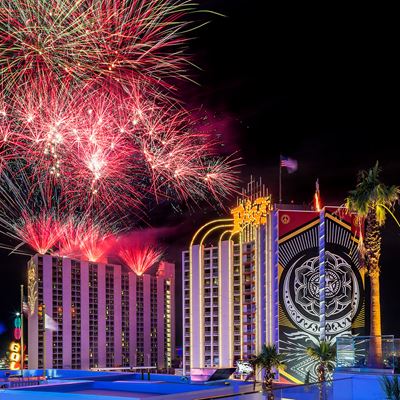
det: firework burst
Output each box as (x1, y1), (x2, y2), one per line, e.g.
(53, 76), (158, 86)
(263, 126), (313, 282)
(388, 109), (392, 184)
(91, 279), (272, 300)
(79, 225), (116, 263)
(15, 211), (62, 254)
(0, 0), (197, 92)
(119, 242), (163, 276)
(1, 81), (240, 214)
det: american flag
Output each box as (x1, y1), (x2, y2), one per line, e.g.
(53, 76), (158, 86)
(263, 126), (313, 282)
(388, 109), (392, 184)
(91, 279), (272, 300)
(22, 298), (29, 315)
(280, 156), (298, 173)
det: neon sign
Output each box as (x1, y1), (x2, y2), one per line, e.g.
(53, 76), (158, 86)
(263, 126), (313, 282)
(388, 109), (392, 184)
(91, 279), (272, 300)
(9, 315), (22, 370)
(231, 196), (272, 233)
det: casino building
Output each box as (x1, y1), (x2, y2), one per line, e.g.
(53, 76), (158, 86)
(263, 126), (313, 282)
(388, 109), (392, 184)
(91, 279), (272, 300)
(182, 181), (364, 382)
(27, 255), (175, 370)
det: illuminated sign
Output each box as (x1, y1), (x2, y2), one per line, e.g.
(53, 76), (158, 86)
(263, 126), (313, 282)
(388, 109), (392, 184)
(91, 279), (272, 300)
(28, 259), (38, 316)
(231, 196), (272, 232)
(9, 315), (22, 370)
(9, 341), (21, 370)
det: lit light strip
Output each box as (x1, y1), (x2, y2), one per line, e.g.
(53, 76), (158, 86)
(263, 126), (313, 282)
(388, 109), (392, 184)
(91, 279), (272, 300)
(319, 210), (326, 341)
(218, 229), (234, 367)
(229, 231), (239, 366)
(189, 219), (232, 369)
(266, 219), (271, 345)
(239, 231), (244, 360)
(255, 225), (260, 353)
(199, 222), (234, 367)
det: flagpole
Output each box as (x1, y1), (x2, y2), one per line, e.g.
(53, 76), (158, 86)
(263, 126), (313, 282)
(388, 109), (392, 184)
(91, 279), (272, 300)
(43, 304), (46, 379)
(279, 156), (282, 203)
(20, 284), (24, 374)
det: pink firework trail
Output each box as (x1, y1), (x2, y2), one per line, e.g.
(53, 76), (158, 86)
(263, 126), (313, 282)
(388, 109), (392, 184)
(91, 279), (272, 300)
(79, 224), (116, 263)
(1, 81), (240, 213)
(15, 212), (62, 254)
(119, 243), (163, 276)
(0, 0), (197, 92)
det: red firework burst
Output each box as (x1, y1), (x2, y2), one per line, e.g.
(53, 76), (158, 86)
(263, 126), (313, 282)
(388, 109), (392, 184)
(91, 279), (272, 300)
(119, 242), (163, 276)
(79, 224), (116, 263)
(15, 211), (62, 254)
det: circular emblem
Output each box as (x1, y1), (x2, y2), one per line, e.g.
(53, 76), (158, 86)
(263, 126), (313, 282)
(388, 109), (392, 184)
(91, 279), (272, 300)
(281, 214), (290, 224)
(282, 251), (361, 335)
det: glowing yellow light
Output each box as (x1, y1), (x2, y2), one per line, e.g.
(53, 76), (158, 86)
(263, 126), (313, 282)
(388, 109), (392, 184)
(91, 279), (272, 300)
(231, 196), (272, 233)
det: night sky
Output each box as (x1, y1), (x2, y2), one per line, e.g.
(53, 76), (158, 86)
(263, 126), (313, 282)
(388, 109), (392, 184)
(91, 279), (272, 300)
(1, 3), (399, 353)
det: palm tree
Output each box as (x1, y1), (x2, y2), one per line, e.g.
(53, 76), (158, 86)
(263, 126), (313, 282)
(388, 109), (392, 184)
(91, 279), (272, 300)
(346, 162), (399, 367)
(252, 344), (286, 399)
(306, 340), (336, 383)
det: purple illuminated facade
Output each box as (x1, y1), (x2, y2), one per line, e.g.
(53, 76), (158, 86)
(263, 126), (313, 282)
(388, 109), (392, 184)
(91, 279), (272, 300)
(27, 255), (175, 370)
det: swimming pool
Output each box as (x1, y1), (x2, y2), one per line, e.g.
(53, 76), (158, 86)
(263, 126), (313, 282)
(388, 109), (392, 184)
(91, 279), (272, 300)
(0, 371), (255, 400)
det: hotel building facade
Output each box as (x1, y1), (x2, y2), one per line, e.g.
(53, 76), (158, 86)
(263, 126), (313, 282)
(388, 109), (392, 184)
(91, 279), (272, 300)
(27, 255), (175, 370)
(183, 184), (364, 382)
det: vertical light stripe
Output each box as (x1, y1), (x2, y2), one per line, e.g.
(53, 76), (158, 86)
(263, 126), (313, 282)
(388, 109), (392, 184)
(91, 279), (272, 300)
(42, 255), (52, 368)
(97, 263), (106, 367)
(114, 265), (122, 367)
(319, 210), (326, 341)
(62, 257), (72, 368)
(80, 261), (89, 369)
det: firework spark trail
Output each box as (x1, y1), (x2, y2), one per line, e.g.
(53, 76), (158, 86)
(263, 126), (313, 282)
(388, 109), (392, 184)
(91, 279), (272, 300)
(78, 224), (116, 263)
(119, 242), (163, 276)
(0, 0), (197, 92)
(1, 79), (240, 213)
(0, 167), (65, 254)
(15, 211), (62, 254)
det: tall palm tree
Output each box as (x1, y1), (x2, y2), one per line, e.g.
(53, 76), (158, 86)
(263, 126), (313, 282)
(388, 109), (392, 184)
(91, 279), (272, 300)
(252, 344), (286, 399)
(306, 340), (336, 383)
(346, 162), (399, 367)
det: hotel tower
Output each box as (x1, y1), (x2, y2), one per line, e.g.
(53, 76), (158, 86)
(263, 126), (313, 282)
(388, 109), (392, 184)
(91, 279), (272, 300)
(183, 180), (365, 382)
(27, 255), (175, 370)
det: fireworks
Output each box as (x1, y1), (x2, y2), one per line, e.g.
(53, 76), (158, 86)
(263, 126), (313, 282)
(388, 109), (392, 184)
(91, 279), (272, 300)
(15, 212), (62, 254)
(0, 0), (241, 256)
(1, 83), (239, 212)
(0, 0), (196, 92)
(119, 242), (163, 276)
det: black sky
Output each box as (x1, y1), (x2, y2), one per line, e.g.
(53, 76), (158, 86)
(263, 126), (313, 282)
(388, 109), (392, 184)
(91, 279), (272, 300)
(1, 2), (399, 351)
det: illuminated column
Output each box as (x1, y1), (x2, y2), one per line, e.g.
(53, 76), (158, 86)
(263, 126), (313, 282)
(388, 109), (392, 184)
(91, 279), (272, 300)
(62, 257), (72, 368)
(129, 272), (137, 367)
(114, 265), (122, 367)
(42, 255), (53, 368)
(182, 252), (189, 375)
(319, 210), (326, 341)
(97, 263), (106, 367)
(239, 235), (244, 361)
(219, 240), (233, 367)
(80, 261), (90, 369)
(254, 226), (269, 354)
(271, 212), (280, 345)
(190, 244), (203, 368)
(143, 274), (151, 365)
